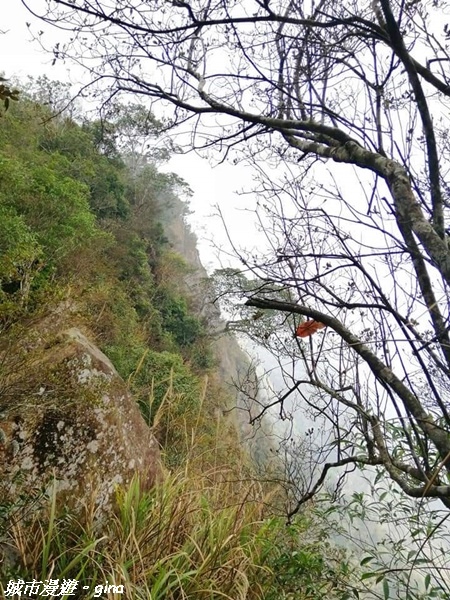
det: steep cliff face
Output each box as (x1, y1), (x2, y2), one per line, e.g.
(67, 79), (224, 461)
(0, 315), (161, 517)
(164, 202), (276, 466)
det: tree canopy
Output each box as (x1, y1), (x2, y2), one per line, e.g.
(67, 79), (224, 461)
(28, 0), (450, 514)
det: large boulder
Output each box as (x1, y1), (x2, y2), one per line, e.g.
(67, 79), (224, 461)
(0, 326), (162, 514)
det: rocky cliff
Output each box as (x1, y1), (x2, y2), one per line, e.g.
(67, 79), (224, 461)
(164, 199), (276, 468)
(0, 310), (161, 519)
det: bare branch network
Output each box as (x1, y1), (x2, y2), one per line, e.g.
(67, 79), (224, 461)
(28, 0), (450, 513)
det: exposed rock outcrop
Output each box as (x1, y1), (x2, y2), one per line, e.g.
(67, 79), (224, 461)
(164, 203), (278, 467)
(0, 326), (161, 515)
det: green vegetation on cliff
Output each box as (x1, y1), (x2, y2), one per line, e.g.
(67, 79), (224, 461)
(0, 80), (358, 599)
(0, 79), (209, 423)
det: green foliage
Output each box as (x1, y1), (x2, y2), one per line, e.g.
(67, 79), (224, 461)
(85, 150), (129, 219)
(256, 515), (358, 600)
(0, 77), (19, 111)
(0, 79), (360, 599)
(0, 153), (101, 281)
(106, 227), (157, 319)
(0, 205), (41, 282)
(157, 288), (203, 347)
(320, 477), (450, 600)
(188, 336), (216, 370)
(38, 118), (129, 220)
(130, 349), (202, 425)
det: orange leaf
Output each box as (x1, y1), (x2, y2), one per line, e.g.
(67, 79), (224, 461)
(295, 320), (326, 338)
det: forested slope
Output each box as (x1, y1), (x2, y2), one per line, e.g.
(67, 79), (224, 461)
(0, 80), (358, 599)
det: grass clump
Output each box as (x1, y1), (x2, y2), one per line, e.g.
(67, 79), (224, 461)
(1, 381), (357, 600)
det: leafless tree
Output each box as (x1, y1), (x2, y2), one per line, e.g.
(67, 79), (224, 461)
(27, 0), (450, 515)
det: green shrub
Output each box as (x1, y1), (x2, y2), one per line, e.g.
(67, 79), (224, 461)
(129, 349), (201, 425)
(0, 154), (99, 265)
(157, 288), (203, 347)
(255, 515), (357, 600)
(0, 205), (42, 283)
